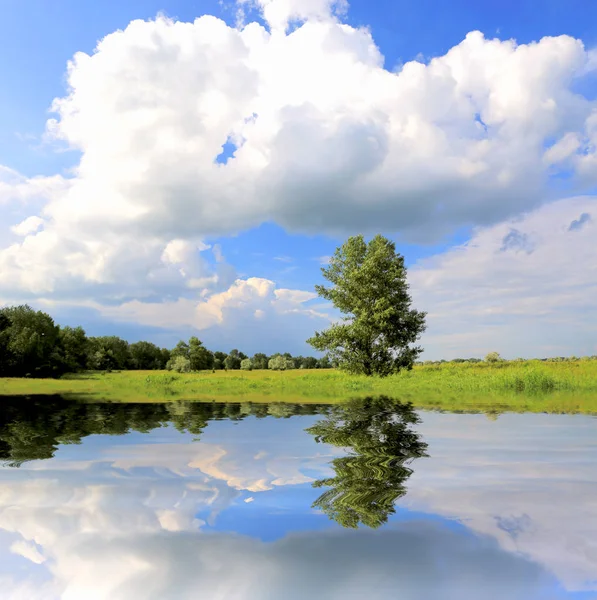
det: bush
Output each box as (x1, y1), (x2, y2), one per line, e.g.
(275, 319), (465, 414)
(240, 358), (253, 371)
(268, 355), (288, 371)
(485, 352), (501, 363)
(167, 356), (191, 373)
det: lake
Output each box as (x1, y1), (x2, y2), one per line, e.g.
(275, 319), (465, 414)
(0, 395), (595, 599)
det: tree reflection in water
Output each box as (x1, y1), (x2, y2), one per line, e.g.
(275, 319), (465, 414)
(307, 396), (428, 529)
(0, 395), (428, 530)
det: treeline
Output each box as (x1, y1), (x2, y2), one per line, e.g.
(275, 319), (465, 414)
(0, 304), (331, 378)
(416, 354), (597, 366)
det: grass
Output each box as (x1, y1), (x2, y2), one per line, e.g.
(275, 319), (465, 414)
(2, 359), (597, 414)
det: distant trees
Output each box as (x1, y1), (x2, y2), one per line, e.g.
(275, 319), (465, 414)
(188, 337), (214, 371)
(251, 353), (268, 370)
(307, 234), (426, 377)
(0, 305), (63, 377)
(484, 352), (502, 363)
(169, 356), (191, 373)
(129, 341), (168, 370)
(0, 303), (335, 379)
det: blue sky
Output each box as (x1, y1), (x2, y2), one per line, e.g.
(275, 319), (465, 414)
(1, 0), (597, 358)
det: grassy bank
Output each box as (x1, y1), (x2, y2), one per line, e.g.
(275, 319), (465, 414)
(1, 359), (597, 414)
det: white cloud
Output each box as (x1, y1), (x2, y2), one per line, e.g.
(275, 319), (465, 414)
(410, 195), (597, 358)
(10, 216), (45, 237)
(1, 11), (597, 301)
(0, 4), (596, 356)
(238, 0), (349, 32)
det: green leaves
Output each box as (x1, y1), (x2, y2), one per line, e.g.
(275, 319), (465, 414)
(307, 235), (426, 376)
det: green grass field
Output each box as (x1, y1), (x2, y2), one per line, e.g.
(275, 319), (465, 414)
(2, 359), (597, 414)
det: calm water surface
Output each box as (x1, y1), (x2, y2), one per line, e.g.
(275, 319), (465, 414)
(0, 395), (595, 600)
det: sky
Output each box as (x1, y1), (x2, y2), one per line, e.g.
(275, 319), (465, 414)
(0, 409), (596, 598)
(1, 0), (597, 359)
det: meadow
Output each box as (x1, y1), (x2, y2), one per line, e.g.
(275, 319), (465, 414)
(1, 359), (597, 414)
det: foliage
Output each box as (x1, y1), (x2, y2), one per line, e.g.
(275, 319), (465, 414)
(129, 340), (168, 370)
(0, 305), (64, 378)
(240, 358), (253, 371)
(307, 234), (426, 376)
(485, 351), (502, 363)
(168, 356), (191, 373)
(307, 396), (427, 528)
(188, 337), (214, 371)
(268, 355), (294, 370)
(251, 353), (269, 370)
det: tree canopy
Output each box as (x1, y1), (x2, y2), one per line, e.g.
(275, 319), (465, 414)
(307, 234), (427, 376)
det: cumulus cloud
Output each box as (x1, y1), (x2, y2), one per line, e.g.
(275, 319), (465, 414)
(409, 195), (597, 358)
(1, 8), (597, 302)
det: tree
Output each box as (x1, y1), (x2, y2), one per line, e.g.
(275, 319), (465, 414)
(168, 355), (191, 373)
(485, 351), (501, 363)
(59, 326), (89, 373)
(87, 336), (131, 371)
(213, 351), (227, 370)
(307, 235), (426, 376)
(301, 356), (318, 369)
(240, 358), (253, 370)
(224, 349), (243, 370)
(170, 341), (190, 360)
(306, 396), (428, 529)
(268, 354), (293, 370)
(317, 356), (332, 369)
(0, 305), (64, 377)
(251, 353), (269, 370)
(129, 340), (165, 370)
(188, 337), (214, 371)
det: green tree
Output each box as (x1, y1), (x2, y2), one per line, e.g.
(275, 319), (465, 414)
(87, 336), (131, 371)
(59, 326), (89, 373)
(301, 356), (318, 369)
(307, 235), (426, 376)
(188, 337), (214, 371)
(251, 353), (269, 370)
(317, 356), (332, 369)
(240, 358), (253, 370)
(129, 340), (165, 370)
(224, 349), (243, 370)
(0, 305), (64, 377)
(170, 340), (190, 360)
(485, 351), (501, 363)
(169, 355), (191, 373)
(213, 351), (227, 370)
(268, 355), (288, 370)
(306, 396), (428, 529)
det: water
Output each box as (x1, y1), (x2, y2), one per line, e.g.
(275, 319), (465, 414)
(0, 395), (595, 599)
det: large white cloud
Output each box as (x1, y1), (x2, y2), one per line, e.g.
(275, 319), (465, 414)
(1, 1), (597, 355)
(1, 3), (597, 298)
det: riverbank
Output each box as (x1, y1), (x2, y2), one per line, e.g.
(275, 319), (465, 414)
(1, 359), (597, 414)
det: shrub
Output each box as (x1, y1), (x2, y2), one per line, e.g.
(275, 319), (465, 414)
(268, 355), (288, 370)
(167, 356), (191, 373)
(240, 358), (253, 371)
(485, 352), (501, 363)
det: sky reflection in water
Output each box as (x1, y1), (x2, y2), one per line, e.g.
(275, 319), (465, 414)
(0, 396), (595, 600)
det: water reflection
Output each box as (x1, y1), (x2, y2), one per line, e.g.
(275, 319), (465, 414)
(0, 395), (427, 531)
(308, 396), (428, 528)
(0, 395), (594, 599)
